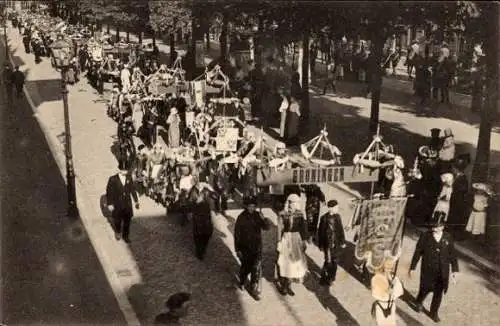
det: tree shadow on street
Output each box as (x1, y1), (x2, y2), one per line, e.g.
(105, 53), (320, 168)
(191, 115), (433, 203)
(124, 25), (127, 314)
(303, 257), (360, 325)
(126, 214), (248, 325)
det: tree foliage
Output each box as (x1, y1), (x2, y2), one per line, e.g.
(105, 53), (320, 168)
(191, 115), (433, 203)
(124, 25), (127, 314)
(148, 0), (191, 34)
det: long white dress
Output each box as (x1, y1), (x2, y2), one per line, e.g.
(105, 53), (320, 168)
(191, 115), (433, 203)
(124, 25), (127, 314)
(371, 274), (403, 326)
(466, 192), (489, 235)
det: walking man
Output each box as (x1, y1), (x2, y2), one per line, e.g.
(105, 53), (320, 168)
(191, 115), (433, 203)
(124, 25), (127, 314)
(2, 63), (13, 100)
(234, 197), (271, 300)
(11, 66), (25, 99)
(106, 160), (140, 243)
(322, 62), (337, 95)
(317, 200), (346, 286)
(188, 176), (216, 260)
(408, 211), (459, 323)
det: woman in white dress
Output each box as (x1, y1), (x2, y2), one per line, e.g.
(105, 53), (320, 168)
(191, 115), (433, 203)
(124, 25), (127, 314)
(371, 258), (404, 326)
(433, 173), (454, 221)
(276, 194), (308, 296)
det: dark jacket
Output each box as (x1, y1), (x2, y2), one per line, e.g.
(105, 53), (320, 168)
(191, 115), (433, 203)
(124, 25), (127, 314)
(410, 231), (459, 293)
(12, 70), (25, 87)
(234, 210), (270, 256)
(317, 213), (346, 256)
(106, 173), (138, 218)
(188, 185), (216, 235)
(447, 172), (470, 228)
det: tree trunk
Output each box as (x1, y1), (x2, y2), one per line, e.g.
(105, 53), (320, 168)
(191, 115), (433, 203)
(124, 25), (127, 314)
(301, 31), (310, 123)
(472, 3), (499, 184)
(220, 12), (229, 61)
(138, 32), (143, 44)
(369, 29), (385, 134)
(116, 27), (120, 41)
(255, 16), (264, 66)
(126, 30), (130, 42)
(480, 2), (500, 254)
(152, 33), (156, 47)
(107, 24), (110, 34)
(169, 32), (176, 65)
(206, 31), (210, 50)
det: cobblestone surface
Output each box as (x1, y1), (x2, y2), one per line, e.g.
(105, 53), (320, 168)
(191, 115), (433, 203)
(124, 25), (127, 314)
(7, 27), (500, 325)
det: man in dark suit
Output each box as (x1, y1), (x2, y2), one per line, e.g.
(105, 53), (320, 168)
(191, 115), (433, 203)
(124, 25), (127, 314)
(234, 197), (271, 300)
(106, 161), (139, 243)
(187, 176), (216, 260)
(317, 200), (346, 286)
(409, 211), (459, 323)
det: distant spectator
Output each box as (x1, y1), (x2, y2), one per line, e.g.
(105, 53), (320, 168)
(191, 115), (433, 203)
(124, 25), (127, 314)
(2, 63), (13, 97)
(11, 66), (25, 98)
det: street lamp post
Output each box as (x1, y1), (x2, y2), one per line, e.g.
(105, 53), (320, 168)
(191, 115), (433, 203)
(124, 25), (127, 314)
(50, 35), (79, 220)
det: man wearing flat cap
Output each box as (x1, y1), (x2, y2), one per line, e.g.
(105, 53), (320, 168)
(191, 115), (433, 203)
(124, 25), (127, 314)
(317, 200), (346, 286)
(409, 211), (459, 323)
(234, 197), (271, 300)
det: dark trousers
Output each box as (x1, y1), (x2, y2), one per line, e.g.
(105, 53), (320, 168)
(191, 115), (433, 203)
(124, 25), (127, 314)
(239, 253), (262, 293)
(146, 123), (157, 147)
(14, 84), (23, 98)
(322, 78), (337, 94)
(23, 42), (30, 54)
(194, 232), (212, 259)
(416, 277), (445, 316)
(433, 85), (450, 104)
(321, 252), (338, 283)
(113, 212), (132, 239)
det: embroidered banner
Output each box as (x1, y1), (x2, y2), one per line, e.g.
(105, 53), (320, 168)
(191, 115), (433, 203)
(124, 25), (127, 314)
(354, 197), (408, 270)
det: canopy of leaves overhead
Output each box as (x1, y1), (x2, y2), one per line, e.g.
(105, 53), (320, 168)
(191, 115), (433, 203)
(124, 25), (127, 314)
(148, 0), (191, 33)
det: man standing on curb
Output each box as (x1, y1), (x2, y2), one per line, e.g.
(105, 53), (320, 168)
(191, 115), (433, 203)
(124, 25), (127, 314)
(2, 63), (13, 100)
(106, 160), (140, 243)
(11, 65), (25, 99)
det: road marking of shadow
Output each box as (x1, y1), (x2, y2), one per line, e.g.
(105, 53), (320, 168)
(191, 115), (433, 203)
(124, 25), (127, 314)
(3, 34), (141, 326)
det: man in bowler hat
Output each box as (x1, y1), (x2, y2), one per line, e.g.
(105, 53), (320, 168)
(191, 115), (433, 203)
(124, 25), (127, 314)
(317, 200), (346, 286)
(106, 160), (139, 243)
(234, 197), (271, 300)
(408, 211), (459, 323)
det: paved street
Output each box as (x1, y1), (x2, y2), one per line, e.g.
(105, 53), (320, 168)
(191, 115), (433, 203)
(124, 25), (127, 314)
(5, 24), (500, 326)
(0, 39), (126, 324)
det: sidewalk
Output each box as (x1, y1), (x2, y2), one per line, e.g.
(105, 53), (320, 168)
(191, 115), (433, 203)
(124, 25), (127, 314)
(7, 25), (500, 326)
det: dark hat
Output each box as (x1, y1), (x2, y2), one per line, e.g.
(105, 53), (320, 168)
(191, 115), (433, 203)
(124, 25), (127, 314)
(244, 196), (257, 206)
(430, 128), (441, 138)
(453, 154), (470, 171)
(118, 160), (129, 171)
(165, 292), (191, 310)
(327, 200), (338, 208)
(429, 211), (446, 228)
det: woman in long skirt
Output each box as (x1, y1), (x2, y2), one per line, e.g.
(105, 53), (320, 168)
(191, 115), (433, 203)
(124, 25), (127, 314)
(371, 258), (404, 326)
(167, 107), (181, 148)
(131, 98), (143, 135)
(285, 96), (301, 146)
(276, 194), (308, 296)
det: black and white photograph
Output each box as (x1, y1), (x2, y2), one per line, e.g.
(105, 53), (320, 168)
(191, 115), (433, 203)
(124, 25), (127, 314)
(0, 0), (499, 325)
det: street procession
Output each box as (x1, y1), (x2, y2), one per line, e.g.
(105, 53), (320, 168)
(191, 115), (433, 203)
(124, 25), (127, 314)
(2, 1), (500, 326)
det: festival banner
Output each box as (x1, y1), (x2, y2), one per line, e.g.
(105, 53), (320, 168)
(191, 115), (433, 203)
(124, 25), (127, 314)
(215, 127), (239, 152)
(354, 197), (408, 270)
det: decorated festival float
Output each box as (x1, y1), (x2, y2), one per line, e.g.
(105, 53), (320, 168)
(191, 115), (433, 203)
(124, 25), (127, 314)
(23, 9), (417, 274)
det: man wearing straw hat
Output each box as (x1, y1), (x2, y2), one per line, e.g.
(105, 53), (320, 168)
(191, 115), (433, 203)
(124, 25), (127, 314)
(408, 211), (459, 323)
